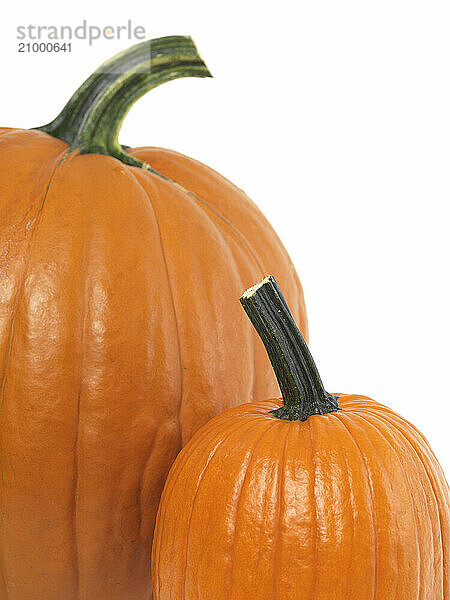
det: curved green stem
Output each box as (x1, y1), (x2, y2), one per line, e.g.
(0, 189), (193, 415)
(240, 276), (340, 421)
(34, 36), (212, 169)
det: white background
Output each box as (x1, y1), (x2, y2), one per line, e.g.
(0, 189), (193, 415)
(1, 1), (449, 472)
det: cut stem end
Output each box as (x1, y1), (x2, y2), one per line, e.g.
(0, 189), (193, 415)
(240, 275), (340, 422)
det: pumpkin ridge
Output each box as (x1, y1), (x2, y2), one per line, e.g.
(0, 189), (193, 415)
(126, 147), (271, 277)
(0, 128), (23, 140)
(125, 168), (184, 445)
(153, 413), (277, 597)
(143, 169), (263, 406)
(181, 181), (280, 402)
(152, 417), (236, 595)
(137, 162), (260, 407)
(6, 152), (183, 597)
(308, 419), (319, 600)
(124, 168), (185, 565)
(181, 417), (271, 598)
(132, 160), (267, 278)
(72, 228), (90, 597)
(271, 423), (291, 600)
(181, 187), (266, 273)
(330, 415), (358, 597)
(226, 420), (283, 596)
(357, 412), (423, 597)
(347, 403), (446, 468)
(341, 411), (419, 595)
(180, 431), (236, 598)
(365, 409), (446, 596)
(331, 413), (378, 598)
(131, 169), (258, 442)
(129, 148), (308, 342)
(0, 148), (70, 406)
(73, 386), (82, 597)
(176, 189), (262, 405)
(145, 169), (270, 406)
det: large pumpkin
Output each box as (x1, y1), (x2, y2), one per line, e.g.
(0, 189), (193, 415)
(0, 39), (307, 599)
(153, 276), (450, 599)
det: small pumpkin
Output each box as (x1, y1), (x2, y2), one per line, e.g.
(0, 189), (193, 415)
(153, 276), (450, 599)
(0, 39), (307, 599)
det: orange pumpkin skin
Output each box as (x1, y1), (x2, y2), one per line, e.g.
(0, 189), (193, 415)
(153, 394), (450, 599)
(0, 124), (306, 599)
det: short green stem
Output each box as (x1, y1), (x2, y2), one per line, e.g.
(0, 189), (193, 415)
(240, 276), (339, 421)
(34, 36), (212, 169)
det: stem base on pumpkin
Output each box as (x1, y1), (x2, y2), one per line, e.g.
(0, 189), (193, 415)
(240, 276), (339, 422)
(35, 36), (212, 169)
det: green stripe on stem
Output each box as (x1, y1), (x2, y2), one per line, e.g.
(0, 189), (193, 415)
(34, 36), (212, 169)
(240, 276), (340, 421)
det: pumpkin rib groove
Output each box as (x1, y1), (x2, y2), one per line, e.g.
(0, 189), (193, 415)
(347, 402), (429, 438)
(329, 415), (358, 598)
(308, 419), (319, 600)
(152, 418), (226, 591)
(0, 148), (70, 410)
(134, 168), (258, 441)
(0, 147), (72, 596)
(340, 413), (407, 598)
(129, 149), (264, 274)
(73, 386), (82, 598)
(191, 418), (269, 596)
(71, 184), (98, 597)
(128, 149), (266, 275)
(348, 404), (448, 485)
(332, 414), (378, 600)
(155, 184), (262, 403)
(128, 149), (303, 333)
(131, 148), (304, 292)
(116, 166), (187, 574)
(377, 411), (441, 596)
(272, 424), (291, 600)
(153, 414), (245, 588)
(181, 417), (270, 598)
(180, 428), (240, 599)
(386, 420), (448, 598)
(372, 405), (447, 476)
(226, 420), (283, 597)
(153, 414), (274, 599)
(181, 187), (266, 272)
(181, 203), (264, 403)
(361, 408), (446, 598)
(135, 164), (278, 408)
(72, 238), (90, 599)
(127, 168), (184, 445)
(252, 433), (282, 590)
(0, 128), (22, 140)
(178, 199), (260, 404)
(357, 412), (422, 598)
(158, 411), (278, 600)
(159, 177), (261, 406)
(153, 420), (223, 598)
(130, 150), (308, 354)
(130, 148), (308, 339)
(132, 167), (256, 443)
(372, 412), (438, 595)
